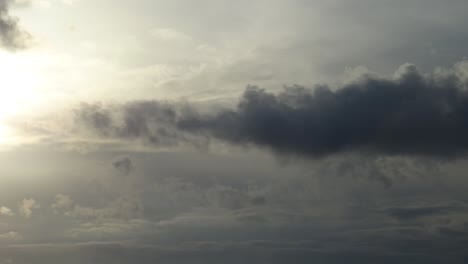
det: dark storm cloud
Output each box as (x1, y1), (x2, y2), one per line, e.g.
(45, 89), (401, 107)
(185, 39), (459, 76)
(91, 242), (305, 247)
(74, 64), (468, 158)
(0, 0), (31, 50)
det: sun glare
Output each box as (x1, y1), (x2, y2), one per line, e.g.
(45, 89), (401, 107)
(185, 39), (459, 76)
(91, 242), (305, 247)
(0, 51), (43, 144)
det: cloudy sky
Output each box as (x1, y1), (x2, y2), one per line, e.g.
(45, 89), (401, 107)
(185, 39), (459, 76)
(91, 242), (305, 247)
(1, 0), (468, 263)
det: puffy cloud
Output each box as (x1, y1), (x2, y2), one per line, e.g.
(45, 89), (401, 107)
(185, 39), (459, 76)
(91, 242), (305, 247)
(18, 198), (40, 219)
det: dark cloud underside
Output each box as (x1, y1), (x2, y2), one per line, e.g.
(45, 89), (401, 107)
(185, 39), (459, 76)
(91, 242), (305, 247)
(0, 0), (30, 50)
(74, 64), (468, 158)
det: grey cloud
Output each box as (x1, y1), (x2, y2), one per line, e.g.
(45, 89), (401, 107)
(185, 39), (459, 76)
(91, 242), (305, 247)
(0, 0), (31, 50)
(51, 194), (74, 215)
(53, 195), (144, 221)
(112, 156), (134, 176)
(66, 219), (154, 240)
(177, 64), (468, 158)
(384, 205), (465, 220)
(1, 146), (468, 262)
(74, 101), (187, 147)
(74, 63), (468, 158)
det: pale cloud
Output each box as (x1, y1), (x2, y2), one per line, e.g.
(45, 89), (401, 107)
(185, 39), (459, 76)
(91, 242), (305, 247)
(50, 194), (143, 221)
(51, 194), (74, 215)
(65, 219), (154, 239)
(0, 206), (14, 217)
(13, 0), (31, 5)
(61, 0), (79, 5)
(149, 27), (192, 42)
(18, 198), (40, 219)
(0, 231), (22, 241)
(14, 0), (51, 8)
(79, 40), (97, 52)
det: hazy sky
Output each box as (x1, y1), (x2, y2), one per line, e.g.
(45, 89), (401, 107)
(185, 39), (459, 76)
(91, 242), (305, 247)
(1, 1), (468, 263)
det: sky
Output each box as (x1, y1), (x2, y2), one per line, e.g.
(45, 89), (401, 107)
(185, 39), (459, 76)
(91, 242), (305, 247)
(0, 0), (468, 263)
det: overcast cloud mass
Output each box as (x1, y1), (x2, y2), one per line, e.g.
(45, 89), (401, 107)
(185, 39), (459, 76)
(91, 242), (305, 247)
(68, 62), (468, 158)
(1, 1), (468, 263)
